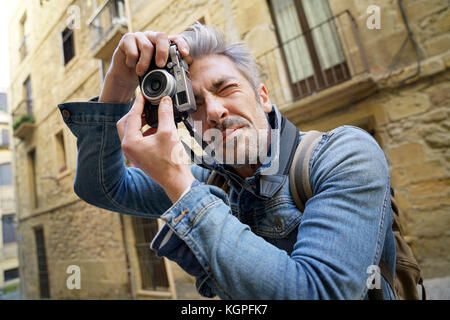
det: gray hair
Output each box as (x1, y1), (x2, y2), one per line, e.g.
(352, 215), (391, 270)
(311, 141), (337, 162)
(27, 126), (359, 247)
(181, 22), (260, 97)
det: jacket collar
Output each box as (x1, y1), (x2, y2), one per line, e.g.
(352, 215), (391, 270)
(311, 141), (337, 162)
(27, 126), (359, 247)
(206, 105), (299, 198)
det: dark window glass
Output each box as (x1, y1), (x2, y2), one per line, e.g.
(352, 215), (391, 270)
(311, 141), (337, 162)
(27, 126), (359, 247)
(2, 130), (10, 147)
(0, 163), (12, 186)
(55, 131), (67, 173)
(0, 93), (7, 112)
(34, 227), (50, 299)
(28, 149), (38, 208)
(23, 77), (33, 115)
(4, 268), (19, 282)
(2, 214), (16, 244)
(62, 27), (75, 65)
(131, 217), (169, 291)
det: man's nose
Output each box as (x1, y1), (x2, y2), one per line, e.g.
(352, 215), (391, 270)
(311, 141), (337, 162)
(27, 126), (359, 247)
(205, 97), (228, 128)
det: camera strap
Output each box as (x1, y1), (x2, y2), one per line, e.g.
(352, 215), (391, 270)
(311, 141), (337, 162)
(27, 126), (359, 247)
(181, 118), (217, 171)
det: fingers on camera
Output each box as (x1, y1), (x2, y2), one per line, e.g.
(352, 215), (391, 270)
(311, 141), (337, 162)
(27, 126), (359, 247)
(169, 35), (192, 64)
(122, 31), (191, 75)
(154, 32), (170, 67)
(142, 31), (169, 68)
(120, 33), (140, 69)
(135, 32), (154, 76)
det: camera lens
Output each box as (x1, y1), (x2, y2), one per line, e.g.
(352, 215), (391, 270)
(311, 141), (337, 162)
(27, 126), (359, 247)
(141, 69), (176, 103)
(143, 72), (166, 97)
(151, 81), (161, 91)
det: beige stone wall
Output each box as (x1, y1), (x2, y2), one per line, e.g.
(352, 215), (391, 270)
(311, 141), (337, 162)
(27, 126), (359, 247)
(298, 69), (450, 278)
(290, 0), (450, 278)
(9, 0), (132, 299)
(17, 200), (131, 299)
(0, 87), (18, 289)
(384, 71), (449, 278)
(8, 0), (449, 300)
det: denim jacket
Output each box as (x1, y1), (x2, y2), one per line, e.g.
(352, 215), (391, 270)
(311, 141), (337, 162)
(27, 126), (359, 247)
(58, 99), (396, 300)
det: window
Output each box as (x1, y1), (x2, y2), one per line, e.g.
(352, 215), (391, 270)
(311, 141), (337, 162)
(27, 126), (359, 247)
(23, 76), (33, 115)
(0, 93), (7, 112)
(19, 13), (28, 60)
(62, 27), (75, 65)
(131, 217), (169, 291)
(269, 0), (350, 99)
(55, 131), (67, 173)
(1, 130), (10, 148)
(28, 149), (38, 208)
(4, 268), (19, 282)
(0, 163), (12, 185)
(34, 227), (50, 299)
(2, 214), (16, 245)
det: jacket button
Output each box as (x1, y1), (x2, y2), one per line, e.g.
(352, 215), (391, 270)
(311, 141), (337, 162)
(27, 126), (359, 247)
(61, 109), (70, 119)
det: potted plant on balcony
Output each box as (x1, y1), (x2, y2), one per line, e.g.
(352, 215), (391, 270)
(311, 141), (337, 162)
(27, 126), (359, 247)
(13, 114), (35, 138)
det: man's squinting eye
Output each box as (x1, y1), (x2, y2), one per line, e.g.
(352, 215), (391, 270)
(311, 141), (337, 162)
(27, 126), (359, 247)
(219, 83), (240, 95)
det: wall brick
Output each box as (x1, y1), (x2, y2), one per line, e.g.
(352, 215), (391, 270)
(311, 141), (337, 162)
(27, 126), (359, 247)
(407, 207), (450, 238)
(408, 178), (450, 199)
(386, 92), (431, 121)
(422, 108), (449, 123)
(426, 81), (450, 107)
(403, 160), (447, 184)
(425, 34), (450, 57)
(432, 7), (450, 34)
(388, 142), (426, 166)
(403, 0), (449, 23)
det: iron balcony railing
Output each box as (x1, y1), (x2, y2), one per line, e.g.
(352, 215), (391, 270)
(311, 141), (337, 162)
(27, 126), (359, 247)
(256, 10), (369, 107)
(87, 0), (127, 51)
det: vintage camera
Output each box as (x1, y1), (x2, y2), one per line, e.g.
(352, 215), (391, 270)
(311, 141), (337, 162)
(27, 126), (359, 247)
(138, 42), (196, 128)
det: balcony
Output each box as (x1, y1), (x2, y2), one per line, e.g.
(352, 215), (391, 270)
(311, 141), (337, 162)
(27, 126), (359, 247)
(256, 10), (376, 123)
(87, 0), (128, 60)
(12, 100), (35, 139)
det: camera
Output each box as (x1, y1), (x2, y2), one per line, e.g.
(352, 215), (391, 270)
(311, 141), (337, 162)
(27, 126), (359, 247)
(139, 42), (196, 128)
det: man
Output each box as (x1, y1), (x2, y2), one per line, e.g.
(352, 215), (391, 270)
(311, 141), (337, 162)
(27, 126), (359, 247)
(59, 23), (396, 299)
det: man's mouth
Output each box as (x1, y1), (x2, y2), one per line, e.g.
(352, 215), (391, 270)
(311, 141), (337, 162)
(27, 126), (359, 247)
(222, 126), (243, 142)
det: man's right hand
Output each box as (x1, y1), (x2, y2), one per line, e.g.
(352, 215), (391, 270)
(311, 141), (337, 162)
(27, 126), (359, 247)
(99, 31), (191, 103)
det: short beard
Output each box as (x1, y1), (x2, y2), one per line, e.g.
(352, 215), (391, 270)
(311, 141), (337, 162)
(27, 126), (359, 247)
(210, 106), (270, 168)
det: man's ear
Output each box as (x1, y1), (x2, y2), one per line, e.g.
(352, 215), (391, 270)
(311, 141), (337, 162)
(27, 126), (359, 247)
(258, 83), (272, 113)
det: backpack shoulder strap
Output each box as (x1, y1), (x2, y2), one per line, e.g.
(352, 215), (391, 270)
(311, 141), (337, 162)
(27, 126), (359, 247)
(289, 131), (323, 212)
(206, 170), (230, 194)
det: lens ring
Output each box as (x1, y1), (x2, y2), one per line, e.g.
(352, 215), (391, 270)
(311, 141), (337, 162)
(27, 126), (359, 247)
(141, 69), (177, 103)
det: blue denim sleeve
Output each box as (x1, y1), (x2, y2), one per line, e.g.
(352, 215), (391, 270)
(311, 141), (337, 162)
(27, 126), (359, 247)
(160, 126), (391, 299)
(58, 100), (210, 218)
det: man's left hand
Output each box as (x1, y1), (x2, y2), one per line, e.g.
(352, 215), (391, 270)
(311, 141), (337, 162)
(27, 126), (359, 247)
(117, 93), (195, 202)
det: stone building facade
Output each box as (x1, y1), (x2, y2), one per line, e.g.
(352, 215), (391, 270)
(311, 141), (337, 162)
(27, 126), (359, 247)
(0, 89), (19, 293)
(8, 0), (449, 299)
